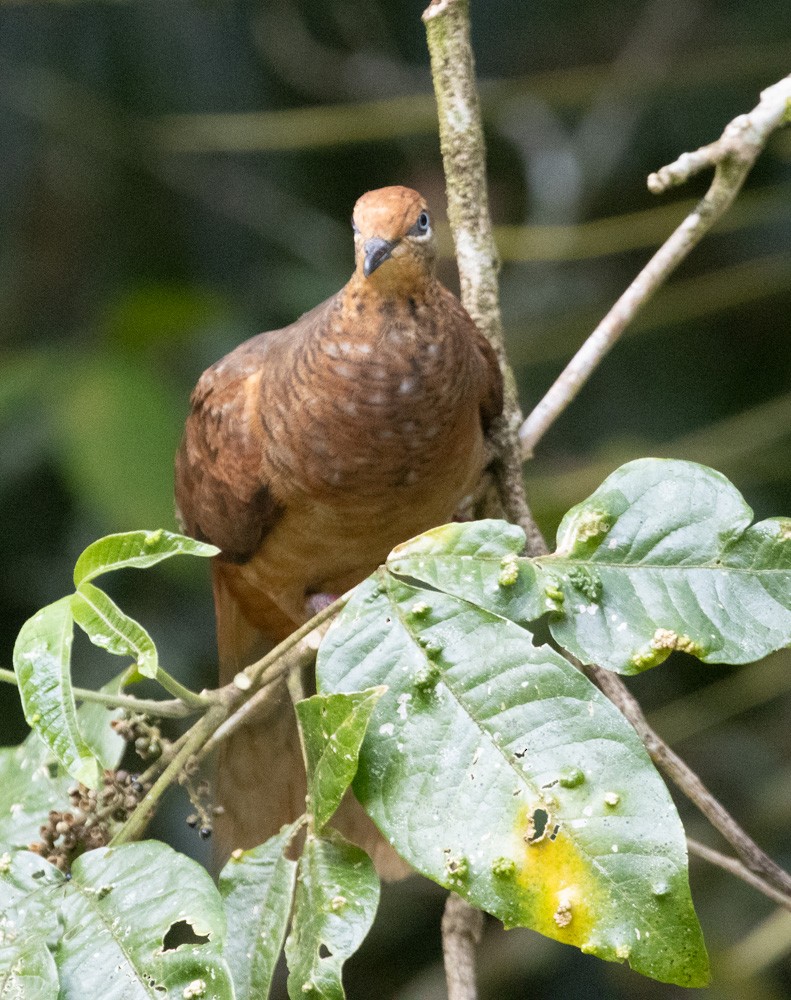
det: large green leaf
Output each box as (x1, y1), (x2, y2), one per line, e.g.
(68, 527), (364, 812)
(73, 529), (217, 588)
(295, 688), (386, 831)
(285, 830), (379, 1000)
(58, 843), (232, 999)
(72, 583), (159, 678)
(219, 823), (300, 1000)
(1, 845), (233, 999)
(317, 572), (709, 987)
(389, 460), (791, 674)
(12, 597), (101, 789)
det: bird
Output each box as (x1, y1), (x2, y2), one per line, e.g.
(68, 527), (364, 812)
(175, 185), (503, 874)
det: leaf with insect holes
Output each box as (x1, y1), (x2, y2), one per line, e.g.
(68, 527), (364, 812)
(388, 460), (791, 674)
(317, 571), (709, 987)
(3, 843), (234, 999)
(285, 829), (379, 1000)
(219, 821), (301, 1000)
(295, 688), (387, 831)
(73, 529), (217, 588)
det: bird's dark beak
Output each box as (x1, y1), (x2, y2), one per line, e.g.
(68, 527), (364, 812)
(363, 237), (396, 278)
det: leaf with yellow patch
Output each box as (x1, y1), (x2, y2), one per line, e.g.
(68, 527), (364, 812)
(318, 572), (710, 987)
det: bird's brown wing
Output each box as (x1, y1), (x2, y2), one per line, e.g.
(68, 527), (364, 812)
(175, 331), (282, 563)
(175, 296), (342, 562)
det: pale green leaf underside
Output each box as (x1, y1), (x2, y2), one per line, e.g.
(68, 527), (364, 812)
(219, 822), (300, 1000)
(73, 529), (218, 588)
(12, 597), (100, 789)
(318, 572), (709, 987)
(295, 687), (387, 831)
(389, 459), (791, 674)
(285, 830), (380, 1000)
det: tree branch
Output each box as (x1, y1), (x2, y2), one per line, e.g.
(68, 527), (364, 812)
(0, 666), (198, 719)
(423, 0), (544, 555)
(518, 73), (791, 457)
(441, 892), (484, 1000)
(688, 838), (791, 912)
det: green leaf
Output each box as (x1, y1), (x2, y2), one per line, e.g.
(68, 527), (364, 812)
(72, 583), (158, 678)
(317, 573), (709, 988)
(389, 460), (791, 674)
(388, 518), (542, 624)
(0, 737), (67, 851)
(0, 854), (62, 999)
(57, 842), (233, 999)
(544, 460), (791, 672)
(285, 830), (379, 1000)
(219, 823), (300, 1000)
(0, 672), (128, 850)
(73, 529), (217, 588)
(12, 598), (101, 789)
(295, 687), (387, 831)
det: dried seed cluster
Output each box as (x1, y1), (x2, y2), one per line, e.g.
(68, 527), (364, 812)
(29, 770), (151, 871)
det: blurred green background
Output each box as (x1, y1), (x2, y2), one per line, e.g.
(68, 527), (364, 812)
(1, 1), (790, 997)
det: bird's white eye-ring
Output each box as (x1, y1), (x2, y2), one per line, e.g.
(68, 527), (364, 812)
(416, 211), (430, 234)
(351, 217), (360, 234)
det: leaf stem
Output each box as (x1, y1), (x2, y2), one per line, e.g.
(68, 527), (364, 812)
(0, 666), (198, 719)
(151, 668), (214, 709)
(109, 705), (227, 846)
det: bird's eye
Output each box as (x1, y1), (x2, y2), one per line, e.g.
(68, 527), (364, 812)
(351, 217), (360, 234)
(417, 211), (430, 234)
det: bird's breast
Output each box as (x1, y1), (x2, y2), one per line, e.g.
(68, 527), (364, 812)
(262, 302), (483, 505)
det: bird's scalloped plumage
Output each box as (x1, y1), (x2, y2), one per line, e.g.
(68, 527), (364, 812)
(175, 185), (503, 874)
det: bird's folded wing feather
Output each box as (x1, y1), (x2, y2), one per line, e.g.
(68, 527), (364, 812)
(174, 298), (340, 562)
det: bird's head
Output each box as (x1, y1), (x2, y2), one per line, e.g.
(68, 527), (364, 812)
(351, 186), (437, 291)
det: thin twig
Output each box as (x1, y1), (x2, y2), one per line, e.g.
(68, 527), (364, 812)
(0, 666), (197, 719)
(518, 73), (791, 457)
(688, 838), (791, 912)
(441, 892), (484, 1000)
(422, 0), (543, 554)
(197, 621), (331, 764)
